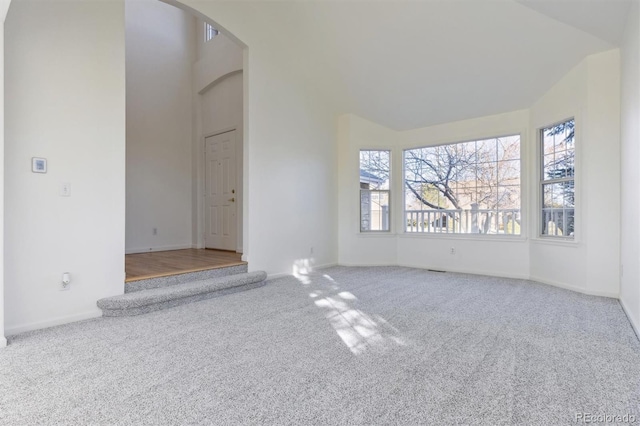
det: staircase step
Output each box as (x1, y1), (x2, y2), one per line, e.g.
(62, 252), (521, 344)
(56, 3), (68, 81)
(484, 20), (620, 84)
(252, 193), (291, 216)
(98, 271), (267, 317)
(125, 264), (248, 293)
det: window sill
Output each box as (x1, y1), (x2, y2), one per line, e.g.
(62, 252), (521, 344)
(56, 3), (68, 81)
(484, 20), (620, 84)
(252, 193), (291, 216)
(530, 237), (580, 246)
(357, 232), (397, 238)
(398, 233), (527, 243)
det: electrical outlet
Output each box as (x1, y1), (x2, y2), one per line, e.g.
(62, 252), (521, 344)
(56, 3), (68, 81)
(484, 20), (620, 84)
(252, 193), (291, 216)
(152, 227), (158, 236)
(59, 182), (71, 197)
(450, 247), (456, 255)
(310, 246), (314, 255)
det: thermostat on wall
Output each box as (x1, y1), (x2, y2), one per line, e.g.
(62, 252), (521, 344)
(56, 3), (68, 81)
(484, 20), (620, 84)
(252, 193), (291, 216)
(31, 157), (47, 173)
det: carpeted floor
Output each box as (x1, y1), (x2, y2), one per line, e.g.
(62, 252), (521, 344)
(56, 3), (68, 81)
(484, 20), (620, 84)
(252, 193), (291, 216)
(1, 266), (639, 425)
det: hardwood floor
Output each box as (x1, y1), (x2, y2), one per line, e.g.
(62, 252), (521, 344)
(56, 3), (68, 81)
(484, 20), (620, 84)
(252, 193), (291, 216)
(125, 249), (245, 282)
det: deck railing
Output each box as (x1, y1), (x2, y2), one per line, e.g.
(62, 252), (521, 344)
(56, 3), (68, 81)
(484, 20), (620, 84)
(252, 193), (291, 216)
(406, 206), (521, 235)
(541, 208), (575, 237)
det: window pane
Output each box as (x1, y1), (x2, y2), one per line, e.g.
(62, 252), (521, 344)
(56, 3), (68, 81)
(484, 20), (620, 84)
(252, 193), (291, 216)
(404, 135), (521, 235)
(497, 185), (520, 210)
(541, 119), (575, 182)
(360, 150), (390, 232)
(498, 136), (520, 161)
(540, 119), (575, 238)
(361, 190), (389, 231)
(541, 208), (575, 237)
(556, 150), (575, 178)
(476, 139), (496, 163)
(360, 150), (390, 190)
(497, 160), (520, 183)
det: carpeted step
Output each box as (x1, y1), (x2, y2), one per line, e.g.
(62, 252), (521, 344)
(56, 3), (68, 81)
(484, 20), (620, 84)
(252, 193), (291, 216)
(98, 271), (267, 317)
(125, 264), (248, 293)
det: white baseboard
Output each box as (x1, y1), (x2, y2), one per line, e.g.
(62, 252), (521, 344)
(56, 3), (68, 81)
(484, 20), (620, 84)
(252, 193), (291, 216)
(266, 262), (338, 281)
(529, 275), (619, 299)
(314, 262), (338, 271)
(0, 336), (6, 348)
(338, 262), (397, 267)
(620, 298), (640, 340)
(340, 260), (618, 299)
(125, 244), (193, 254)
(397, 262), (530, 281)
(267, 271), (290, 280)
(5, 310), (103, 337)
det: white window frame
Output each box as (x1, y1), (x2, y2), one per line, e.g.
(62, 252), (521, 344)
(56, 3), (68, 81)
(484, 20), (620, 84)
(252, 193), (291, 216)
(205, 22), (219, 42)
(539, 118), (576, 240)
(359, 150), (391, 233)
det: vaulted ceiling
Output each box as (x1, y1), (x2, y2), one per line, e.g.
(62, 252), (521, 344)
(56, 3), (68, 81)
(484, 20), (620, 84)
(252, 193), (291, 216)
(182, 0), (634, 131)
(309, 0), (631, 130)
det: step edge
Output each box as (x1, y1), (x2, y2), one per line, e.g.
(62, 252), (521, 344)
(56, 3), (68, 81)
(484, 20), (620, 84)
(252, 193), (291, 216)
(98, 271), (267, 310)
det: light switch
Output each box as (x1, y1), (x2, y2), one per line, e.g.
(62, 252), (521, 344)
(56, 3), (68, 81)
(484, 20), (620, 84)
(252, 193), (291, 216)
(60, 182), (71, 197)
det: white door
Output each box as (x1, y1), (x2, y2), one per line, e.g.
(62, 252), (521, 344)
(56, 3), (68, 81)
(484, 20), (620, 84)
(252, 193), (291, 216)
(205, 130), (237, 250)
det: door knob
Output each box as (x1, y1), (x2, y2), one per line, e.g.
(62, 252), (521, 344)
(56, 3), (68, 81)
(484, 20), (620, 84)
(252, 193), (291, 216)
(228, 197), (235, 202)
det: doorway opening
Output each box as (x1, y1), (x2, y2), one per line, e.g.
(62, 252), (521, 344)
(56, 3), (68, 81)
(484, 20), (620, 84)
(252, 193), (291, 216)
(124, 0), (247, 283)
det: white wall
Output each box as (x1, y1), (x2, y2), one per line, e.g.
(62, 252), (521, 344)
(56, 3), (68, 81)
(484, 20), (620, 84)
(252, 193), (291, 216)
(529, 49), (621, 298)
(194, 23), (243, 94)
(170, 1), (340, 274)
(0, 0), (12, 347)
(620, 1), (640, 334)
(338, 111), (531, 279)
(125, 0), (196, 253)
(337, 115), (399, 267)
(4, 0), (126, 334)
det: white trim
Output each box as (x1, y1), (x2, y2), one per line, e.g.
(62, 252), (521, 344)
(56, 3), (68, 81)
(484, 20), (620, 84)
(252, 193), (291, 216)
(5, 310), (102, 337)
(397, 262), (530, 281)
(0, 19), (4, 351)
(620, 298), (640, 340)
(266, 262), (339, 281)
(125, 244), (193, 254)
(530, 237), (581, 247)
(356, 232), (397, 238)
(339, 260), (619, 299)
(529, 275), (618, 299)
(398, 233), (527, 243)
(266, 271), (291, 280)
(203, 127), (237, 139)
(339, 262), (397, 267)
(312, 262), (338, 270)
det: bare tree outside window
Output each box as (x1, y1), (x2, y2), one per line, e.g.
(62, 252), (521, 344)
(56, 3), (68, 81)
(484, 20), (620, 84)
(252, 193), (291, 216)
(403, 136), (521, 234)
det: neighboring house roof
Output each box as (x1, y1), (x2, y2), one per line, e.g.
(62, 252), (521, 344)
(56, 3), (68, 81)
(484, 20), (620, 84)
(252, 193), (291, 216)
(360, 169), (384, 185)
